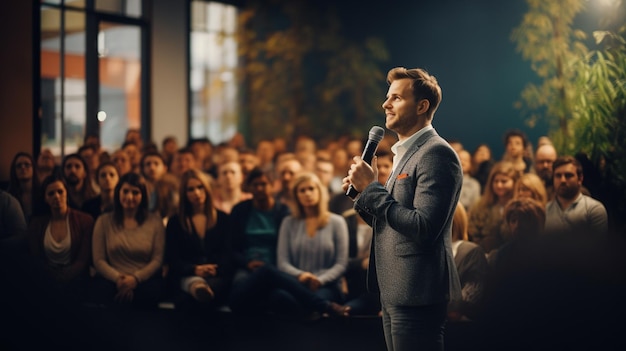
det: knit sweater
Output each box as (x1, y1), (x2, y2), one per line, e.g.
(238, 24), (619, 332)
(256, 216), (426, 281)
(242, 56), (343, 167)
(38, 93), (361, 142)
(92, 212), (165, 283)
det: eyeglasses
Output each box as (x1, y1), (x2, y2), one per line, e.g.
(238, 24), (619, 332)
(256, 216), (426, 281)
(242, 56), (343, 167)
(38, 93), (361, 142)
(16, 162), (32, 169)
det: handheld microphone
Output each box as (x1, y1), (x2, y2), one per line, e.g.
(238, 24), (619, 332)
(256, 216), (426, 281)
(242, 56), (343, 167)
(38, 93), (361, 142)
(346, 126), (385, 199)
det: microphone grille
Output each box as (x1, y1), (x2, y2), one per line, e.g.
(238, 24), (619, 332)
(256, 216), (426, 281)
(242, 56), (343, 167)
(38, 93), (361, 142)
(368, 126), (385, 142)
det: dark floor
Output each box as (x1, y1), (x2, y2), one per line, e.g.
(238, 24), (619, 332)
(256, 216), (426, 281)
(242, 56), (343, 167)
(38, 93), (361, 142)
(1, 302), (484, 351)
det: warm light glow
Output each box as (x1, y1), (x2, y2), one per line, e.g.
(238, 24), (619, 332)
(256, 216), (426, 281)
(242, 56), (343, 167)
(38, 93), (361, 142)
(97, 110), (107, 122)
(220, 71), (233, 82)
(594, 0), (620, 8)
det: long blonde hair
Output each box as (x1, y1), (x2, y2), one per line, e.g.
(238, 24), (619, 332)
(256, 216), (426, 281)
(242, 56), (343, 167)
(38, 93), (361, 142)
(289, 172), (330, 227)
(514, 173), (548, 207)
(178, 169), (217, 233)
(451, 202), (469, 242)
(475, 161), (520, 209)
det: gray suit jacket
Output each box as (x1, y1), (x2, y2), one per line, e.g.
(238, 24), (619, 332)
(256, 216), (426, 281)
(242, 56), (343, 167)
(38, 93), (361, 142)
(354, 128), (463, 306)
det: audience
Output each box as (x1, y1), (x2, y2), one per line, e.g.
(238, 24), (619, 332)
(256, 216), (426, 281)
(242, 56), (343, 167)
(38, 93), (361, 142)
(468, 161), (520, 253)
(502, 129), (533, 174)
(36, 148), (59, 184)
(274, 155), (302, 207)
(513, 173), (548, 207)
(534, 142), (558, 200)
(78, 144), (101, 193)
(0, 189), (27, 240)
(544, 156), (608, 236)
(28, 175), (94, 301)
(173, 147), (197, 178)
(161, 135), (179, 171)
(238, 148), (260, 179)
(255, 139), (276, 173)
(140, 151), (179, 222)
(111, 148), (132, 177)
(4, 127), (621, 347)
(470, 143), (494, 193)
(91, 173), (166, 308)
(62, 153), (98, 210)
(8, 152), (43, 221)
(165, 169), (232, 307)
(276, 173), (349, 313)
(457, 149), (481, 211)
(122, 141), (142, 175)
(212, 161), (251, 214)
(228, 168), (348, 319)
(448, 203), (487, 322)
(81, 161), (119, 220)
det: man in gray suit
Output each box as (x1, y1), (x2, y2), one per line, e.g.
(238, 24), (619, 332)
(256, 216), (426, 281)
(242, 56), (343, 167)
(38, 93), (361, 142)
(344, 67), (462, 351)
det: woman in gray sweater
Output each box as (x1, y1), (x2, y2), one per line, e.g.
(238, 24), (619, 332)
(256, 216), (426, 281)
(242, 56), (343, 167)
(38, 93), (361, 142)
(91, 173), (165, 308)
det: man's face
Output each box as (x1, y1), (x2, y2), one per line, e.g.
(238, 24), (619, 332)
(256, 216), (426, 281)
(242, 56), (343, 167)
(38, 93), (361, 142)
(383, 78), (420, 137)
(553, 163), (582, 200)
(142, 156), (166, 182)
(123, 144), (140, 166)
(249, 176), (272, 200)
(256, 141), (275, 164)
(177, 153), (196, 174)
(79, 148), (99, 173)
(535, 146), (557, 182)
(37, 150), (56, 171)
(239, 153), (259, 174)
(278, 160), (302, 188)
(218, 162), (243, 190)
(506, 136), (525, 158)
(112, 151), (131, 176)
(64, 158), (86, 186)
(376, 156), (393, 184)
(15, 155), (33, 181)
(314, 161), (334, 188)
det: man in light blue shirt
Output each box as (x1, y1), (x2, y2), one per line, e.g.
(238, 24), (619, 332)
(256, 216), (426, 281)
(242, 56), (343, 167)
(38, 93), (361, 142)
(544, 156), (608, 235)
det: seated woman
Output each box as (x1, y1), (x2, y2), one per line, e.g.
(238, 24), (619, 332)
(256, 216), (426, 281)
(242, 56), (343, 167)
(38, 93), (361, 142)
(447, 202), (488, 322)
(91, 173), (166, 308)
(513, 173), (548, 207)
(81, 161), (119, 220)
(8, 151), (44, 222)
(468, 161), (520, 254)
(165, 169), (232, 307)
(276, 172), (349, 312)
(28, 175), (94, 301)
(228, 168), (348, 319)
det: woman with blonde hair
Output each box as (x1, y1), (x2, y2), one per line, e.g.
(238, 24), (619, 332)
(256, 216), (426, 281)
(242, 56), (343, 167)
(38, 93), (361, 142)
(276, 172), (349, 312)
(165, 169), (232, 305)
(513, 173), (548, 207)
(448, 203), (488, 321)
(468, 161), (521, 253)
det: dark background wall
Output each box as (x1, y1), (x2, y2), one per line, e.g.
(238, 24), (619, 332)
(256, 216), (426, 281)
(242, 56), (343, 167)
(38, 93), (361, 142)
(334, 0), (545, 158)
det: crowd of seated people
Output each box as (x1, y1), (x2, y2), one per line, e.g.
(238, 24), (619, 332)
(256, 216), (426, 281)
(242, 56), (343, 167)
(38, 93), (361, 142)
(1, 126), (622, 338)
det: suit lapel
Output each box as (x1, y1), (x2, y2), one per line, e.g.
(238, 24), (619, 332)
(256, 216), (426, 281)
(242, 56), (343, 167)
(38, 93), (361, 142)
(386, 128), (437, 192)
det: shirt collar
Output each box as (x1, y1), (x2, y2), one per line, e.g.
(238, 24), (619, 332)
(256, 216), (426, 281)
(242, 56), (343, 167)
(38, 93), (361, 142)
(391, 124), (433, 156)
(555, 192), (584, 210)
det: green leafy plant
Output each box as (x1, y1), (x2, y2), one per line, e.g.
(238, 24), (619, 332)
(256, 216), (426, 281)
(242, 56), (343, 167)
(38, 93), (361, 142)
(512, 0), (626, 232)
(236, 0), (389, 146)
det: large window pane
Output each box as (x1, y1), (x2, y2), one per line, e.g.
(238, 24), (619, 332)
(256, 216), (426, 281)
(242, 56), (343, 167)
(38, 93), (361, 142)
(96, 0), (142, 17)
(190, 1), (239, 144)
(98, 22), (141, 151)
(40, 6), (86, 156)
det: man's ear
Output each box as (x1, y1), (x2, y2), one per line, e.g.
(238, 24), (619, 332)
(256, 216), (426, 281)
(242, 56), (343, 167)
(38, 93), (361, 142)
(416, 99), (430, 115)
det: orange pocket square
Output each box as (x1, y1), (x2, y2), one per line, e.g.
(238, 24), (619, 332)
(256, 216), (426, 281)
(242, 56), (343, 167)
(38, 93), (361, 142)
(397, 173), (409, 179)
